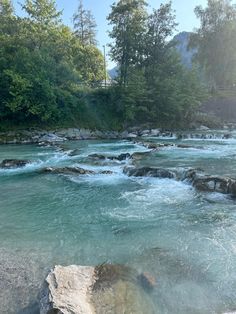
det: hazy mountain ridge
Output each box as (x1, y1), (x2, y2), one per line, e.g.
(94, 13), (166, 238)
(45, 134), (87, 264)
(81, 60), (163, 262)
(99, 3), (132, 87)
(172, 31), (196, 68)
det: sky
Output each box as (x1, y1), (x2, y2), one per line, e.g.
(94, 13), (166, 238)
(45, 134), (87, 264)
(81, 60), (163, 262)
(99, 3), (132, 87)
(12, 0), (207, 68)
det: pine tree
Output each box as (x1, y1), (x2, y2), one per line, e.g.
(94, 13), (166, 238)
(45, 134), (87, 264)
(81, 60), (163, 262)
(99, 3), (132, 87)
(73, 0), (97, 46)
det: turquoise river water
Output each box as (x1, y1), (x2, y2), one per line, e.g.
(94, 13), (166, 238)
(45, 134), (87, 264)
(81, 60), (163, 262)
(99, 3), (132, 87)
(1, 130), (236, 313)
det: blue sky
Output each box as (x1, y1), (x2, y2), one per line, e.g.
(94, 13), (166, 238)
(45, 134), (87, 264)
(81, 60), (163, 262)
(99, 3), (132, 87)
(12, 0), (207, 68)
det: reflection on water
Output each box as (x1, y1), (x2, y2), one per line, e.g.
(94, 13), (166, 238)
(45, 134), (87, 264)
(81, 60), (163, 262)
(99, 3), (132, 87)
(1, 134), (236, 313)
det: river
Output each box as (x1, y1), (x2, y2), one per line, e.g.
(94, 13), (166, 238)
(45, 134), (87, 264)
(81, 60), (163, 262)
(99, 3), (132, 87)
(1, 130), (236, 313)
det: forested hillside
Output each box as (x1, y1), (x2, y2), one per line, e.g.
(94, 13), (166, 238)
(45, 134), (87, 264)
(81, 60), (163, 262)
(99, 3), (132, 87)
(1, 0), (236, 130)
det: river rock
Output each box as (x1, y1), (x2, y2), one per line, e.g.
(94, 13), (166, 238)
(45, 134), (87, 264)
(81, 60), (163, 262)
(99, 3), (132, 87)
(182, 169), (236, 196)
(40, 264), (156, 314)
(120, 130), (129, 138)
(108, 153), (131, 161)
(39, 133), (66, 143)
(193, 176), (230, 194)
(89, 154), (106, 160)
(124, 167), (175, 179)
(99, 170), (113, 175)
(177, 144), (194, 149)
(140, 130), (150, 137)
(150, 129), (160, 136)
(41, 167), (95, 175)
(0, 159), (31, 168)
(131, 151), (153, 160)
(127, 132), (138, 138)
(223, 133), (231, 139)
(146, 143), (159, 149)
(39, 265), (96, 314)
(89, 153), (131, 161)
(198, 125), (210, 131)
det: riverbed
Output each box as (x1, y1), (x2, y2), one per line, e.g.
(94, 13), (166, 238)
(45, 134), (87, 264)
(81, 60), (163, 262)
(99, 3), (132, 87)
(1, 130), (236, 313)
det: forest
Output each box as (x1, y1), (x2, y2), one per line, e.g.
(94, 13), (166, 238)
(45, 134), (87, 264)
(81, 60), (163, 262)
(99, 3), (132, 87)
(0, 0), (236, 130)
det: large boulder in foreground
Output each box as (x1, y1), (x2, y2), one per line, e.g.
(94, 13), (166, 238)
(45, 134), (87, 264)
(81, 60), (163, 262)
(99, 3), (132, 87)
(40, 265), (95, 314)
(40, 264), (156, 314)
(0, 159), (31, 169)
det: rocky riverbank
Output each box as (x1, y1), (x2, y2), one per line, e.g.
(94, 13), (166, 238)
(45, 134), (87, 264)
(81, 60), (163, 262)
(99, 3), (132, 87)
(0, 125), (234, 145)
(0, 128), (159, 144)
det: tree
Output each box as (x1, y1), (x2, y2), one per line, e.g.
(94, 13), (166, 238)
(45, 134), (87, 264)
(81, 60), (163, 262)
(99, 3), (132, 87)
(73, 0), (97, 46)
(144, 1), (177, 83)
(85, 10), (97, 46)
(0, 0), (15, 35)
(0, 0), (105, 125)
(71, 38), (104, 85)
(0, 0), (13, 17)
(107, 0), (148, 86)
(190, 0), (236, 89)
(22, 0), (61, 25)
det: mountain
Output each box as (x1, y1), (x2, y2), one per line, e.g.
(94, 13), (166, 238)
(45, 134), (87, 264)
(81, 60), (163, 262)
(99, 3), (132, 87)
(108, 66), (119, 80)
(173, 31), (196, 68)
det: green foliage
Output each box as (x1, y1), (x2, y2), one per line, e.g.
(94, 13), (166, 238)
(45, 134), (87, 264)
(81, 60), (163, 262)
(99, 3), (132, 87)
(108, 0), (148, 86)
(0, 0), (208, 131)
(22, 0), (62, 25)
(107, 0), (207, 128)
(0, 0), (104, 126)
(190, 0), (236, 89)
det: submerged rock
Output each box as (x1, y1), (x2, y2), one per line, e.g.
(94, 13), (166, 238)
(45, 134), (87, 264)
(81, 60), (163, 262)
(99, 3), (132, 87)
(124, 166), (175, 179)
(92, 264), (156, 314)
(137, 272), (157, 291)
(0, 159), (31, 169)
(40, 264), (156, 314)
(41, 167), (95, 175)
